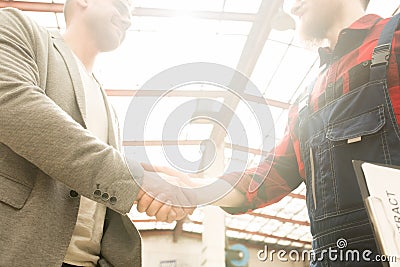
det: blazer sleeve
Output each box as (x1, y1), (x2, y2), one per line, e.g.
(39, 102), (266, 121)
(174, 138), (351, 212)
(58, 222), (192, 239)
(0, 8), (142, 214)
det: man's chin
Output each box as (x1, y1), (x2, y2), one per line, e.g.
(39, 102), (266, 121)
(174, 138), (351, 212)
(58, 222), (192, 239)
(298, 25), (326, 48)
(99, 40), (122, 52)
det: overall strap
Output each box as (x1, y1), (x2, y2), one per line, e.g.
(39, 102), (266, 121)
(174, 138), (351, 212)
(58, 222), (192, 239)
(298, 77), (317, 123)
(370, 13), (400, 81)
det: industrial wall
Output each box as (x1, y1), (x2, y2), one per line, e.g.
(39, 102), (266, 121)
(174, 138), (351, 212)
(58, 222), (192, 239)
(141, 232), (309, 267)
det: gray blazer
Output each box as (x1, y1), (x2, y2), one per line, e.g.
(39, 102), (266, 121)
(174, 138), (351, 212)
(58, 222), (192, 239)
(0, 8), (143, 267)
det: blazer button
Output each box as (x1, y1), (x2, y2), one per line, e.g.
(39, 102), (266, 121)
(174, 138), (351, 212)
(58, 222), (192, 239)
(69, 190), (79, 198)
(109, 196), (117, 205)
(93, 189), (102, 198)
(101, 192), (110, 201)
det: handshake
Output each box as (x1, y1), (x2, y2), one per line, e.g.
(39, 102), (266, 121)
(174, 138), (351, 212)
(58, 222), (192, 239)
(133, 163), (203, 223)
(128, 160), (245, 223)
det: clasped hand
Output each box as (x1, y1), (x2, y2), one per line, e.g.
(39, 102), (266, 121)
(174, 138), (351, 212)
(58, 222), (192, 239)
(135, 164), (201, 223)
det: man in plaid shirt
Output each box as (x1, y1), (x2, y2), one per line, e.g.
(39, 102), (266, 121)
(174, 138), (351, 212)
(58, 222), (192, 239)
(139, 0), (400, 265)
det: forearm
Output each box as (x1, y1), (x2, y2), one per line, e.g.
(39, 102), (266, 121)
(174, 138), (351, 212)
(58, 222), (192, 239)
(218, 146), (302, 213)
(210, 180), (246, 207)
(178, 177), (245, 207)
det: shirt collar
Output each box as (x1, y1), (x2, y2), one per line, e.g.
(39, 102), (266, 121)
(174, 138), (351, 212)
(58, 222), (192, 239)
(318, 14), (382, 66)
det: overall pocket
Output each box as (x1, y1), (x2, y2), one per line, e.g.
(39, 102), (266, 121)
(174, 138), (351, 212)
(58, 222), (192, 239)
(310, 105), (387, 221)
(323, 106), (387, 218)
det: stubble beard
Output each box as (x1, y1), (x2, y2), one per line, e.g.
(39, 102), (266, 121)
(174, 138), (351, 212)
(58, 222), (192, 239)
(298, 20), (329, 48)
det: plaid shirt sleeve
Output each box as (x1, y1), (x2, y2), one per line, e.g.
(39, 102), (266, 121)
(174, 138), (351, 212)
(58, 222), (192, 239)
(221, 103), (304, 214)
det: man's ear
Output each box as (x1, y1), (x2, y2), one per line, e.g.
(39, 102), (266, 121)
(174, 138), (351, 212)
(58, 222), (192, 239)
(76, 0), (89, 9)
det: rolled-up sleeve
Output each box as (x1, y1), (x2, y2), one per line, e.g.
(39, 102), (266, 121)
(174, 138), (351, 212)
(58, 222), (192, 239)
(221, 106), (303, 214)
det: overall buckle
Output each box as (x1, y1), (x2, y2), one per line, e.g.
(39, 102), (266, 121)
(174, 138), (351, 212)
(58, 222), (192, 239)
(371, 44), (391, 67)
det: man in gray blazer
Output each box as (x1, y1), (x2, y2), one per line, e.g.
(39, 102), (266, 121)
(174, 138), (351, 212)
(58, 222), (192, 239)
(0, 0), (193, 266)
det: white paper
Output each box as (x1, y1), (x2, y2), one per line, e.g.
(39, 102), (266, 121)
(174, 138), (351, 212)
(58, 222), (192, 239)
(361, 162), (400, 266)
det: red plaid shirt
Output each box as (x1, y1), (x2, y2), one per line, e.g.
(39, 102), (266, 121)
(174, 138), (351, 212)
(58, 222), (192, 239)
(222, 14), (400, 213)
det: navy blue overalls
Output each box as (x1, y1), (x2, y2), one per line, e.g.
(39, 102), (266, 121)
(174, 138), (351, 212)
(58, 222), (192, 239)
(298, 14), (400, 267)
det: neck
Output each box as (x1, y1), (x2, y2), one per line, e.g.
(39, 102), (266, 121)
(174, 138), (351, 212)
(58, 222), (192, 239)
(326, 3), (366, 48)
(63, 23), (99, 74)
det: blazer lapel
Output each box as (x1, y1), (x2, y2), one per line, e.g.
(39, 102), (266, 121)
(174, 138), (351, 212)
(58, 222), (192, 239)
(49, 30), (87, 128)
(98, 84), (119, 148)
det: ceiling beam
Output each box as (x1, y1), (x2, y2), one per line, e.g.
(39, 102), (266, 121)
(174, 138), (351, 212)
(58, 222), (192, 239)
(288, 193), (305, 200)
(123, 140), (203, 147)
(206, 0), (282, 142)
(199, 0), (283, 170)
(225, 226), (310, 246)
(0, 1), (257, 22)
(0, 1), (64, 12)
(133, 7), (257, 22)
(248, 212), (309, 226)
(105, 89), (290, 109)
(123, 140), (270, 156)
